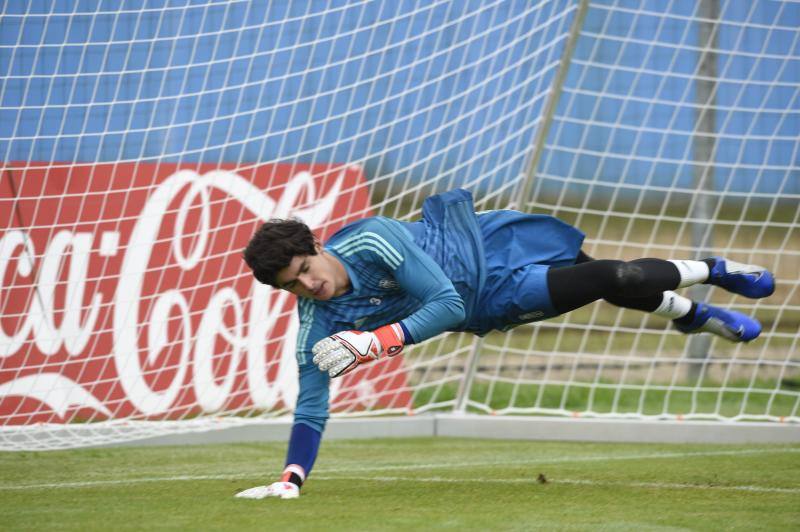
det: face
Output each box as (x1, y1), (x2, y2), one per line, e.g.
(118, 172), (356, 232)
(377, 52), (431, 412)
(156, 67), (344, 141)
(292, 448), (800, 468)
(274, 246), (345, 301)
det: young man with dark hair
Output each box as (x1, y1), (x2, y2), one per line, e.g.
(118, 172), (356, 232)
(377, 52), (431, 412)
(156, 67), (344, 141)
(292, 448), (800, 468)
(236, 189), (774, 500)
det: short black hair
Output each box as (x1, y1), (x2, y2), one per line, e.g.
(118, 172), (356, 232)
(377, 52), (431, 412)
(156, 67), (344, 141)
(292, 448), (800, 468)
(243, 219), (317, 286)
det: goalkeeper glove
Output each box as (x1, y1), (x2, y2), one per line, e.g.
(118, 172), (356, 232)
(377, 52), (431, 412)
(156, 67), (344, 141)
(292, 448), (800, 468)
(312, 323), (405, 378)
(234, 482), (299, 500)
(234, 465), (305, 500)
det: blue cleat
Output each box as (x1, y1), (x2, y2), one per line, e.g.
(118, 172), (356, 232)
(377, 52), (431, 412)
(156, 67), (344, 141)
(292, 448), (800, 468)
(674, 302), (762, 343)
(707, 257), (775, 299)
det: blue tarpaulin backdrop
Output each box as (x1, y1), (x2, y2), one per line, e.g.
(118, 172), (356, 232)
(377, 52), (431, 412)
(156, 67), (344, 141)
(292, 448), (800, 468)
(2, 0), (798, 198)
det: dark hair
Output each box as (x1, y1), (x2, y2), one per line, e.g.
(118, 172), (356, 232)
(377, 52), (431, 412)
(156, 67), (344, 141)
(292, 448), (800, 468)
(243, 219), (317, 286)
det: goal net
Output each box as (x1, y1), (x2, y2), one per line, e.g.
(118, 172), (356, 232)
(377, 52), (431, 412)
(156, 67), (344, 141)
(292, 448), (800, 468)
(1, 0), (798, 450)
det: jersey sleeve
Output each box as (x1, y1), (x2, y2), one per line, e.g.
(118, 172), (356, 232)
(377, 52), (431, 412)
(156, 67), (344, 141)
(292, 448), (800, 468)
(336, 217), (466, 343)
(293, 297), (332, 432)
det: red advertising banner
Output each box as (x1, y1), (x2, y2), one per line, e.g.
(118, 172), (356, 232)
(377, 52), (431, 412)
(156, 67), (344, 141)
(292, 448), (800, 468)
(0, 163), (411, 425)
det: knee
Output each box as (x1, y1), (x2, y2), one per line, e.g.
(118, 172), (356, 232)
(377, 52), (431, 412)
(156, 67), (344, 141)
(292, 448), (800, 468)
(608, 261), (646, 295)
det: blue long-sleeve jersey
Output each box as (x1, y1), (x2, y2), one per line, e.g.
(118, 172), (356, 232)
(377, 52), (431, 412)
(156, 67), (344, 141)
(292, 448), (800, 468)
(296, 215), (467, 368)
(293, 215), (469, 432)
(293, 190), (485, 433)
(286, 189), (584, 479)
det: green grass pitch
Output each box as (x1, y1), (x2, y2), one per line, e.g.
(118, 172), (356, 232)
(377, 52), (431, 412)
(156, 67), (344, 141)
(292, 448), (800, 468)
(2, 438), (798, 530)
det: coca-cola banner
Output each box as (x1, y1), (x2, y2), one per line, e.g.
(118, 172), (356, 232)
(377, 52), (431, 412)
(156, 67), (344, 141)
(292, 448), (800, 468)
(0, 163), (411, 425)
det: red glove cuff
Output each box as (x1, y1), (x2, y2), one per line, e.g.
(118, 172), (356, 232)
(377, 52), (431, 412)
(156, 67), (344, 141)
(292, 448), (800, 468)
(373, 323), (405, 357)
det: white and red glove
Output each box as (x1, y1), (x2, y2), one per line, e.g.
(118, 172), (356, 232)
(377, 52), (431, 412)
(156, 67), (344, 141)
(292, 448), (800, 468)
(312, 323), (405, 378)
(235, 481), (299, 500)
(235, 465), (305, 500)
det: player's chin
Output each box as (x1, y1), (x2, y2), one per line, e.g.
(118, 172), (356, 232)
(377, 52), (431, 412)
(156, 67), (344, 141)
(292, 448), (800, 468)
(312, 282), (331, 300)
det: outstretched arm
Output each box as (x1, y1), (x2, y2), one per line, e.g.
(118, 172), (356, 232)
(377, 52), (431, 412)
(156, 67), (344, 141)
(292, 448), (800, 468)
(279, 361), (328, 487)
(378, 217), (466, 343)
(235, 362), (329, 500)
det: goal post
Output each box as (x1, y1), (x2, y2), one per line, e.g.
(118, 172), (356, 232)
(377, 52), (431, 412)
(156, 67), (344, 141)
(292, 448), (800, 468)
(1, 0), (798, 451)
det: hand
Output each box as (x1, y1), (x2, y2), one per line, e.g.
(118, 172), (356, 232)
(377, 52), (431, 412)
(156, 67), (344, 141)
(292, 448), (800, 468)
(235, 481), (299, 500)
(312, 324), (405, 378)
(313, 330), (380, 378)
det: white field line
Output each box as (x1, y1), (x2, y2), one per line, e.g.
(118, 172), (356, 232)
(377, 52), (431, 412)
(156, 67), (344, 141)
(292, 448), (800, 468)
(318, 446), (800, 475)
(313, 475), (800, 495)
(1, 446), (798, 492)
(0, 475), (242, 491)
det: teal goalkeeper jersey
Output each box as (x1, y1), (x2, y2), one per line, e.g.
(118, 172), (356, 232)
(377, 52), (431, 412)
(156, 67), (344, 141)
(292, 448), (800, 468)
(295, 215), (466, 366)
(293, 189), (584, 432)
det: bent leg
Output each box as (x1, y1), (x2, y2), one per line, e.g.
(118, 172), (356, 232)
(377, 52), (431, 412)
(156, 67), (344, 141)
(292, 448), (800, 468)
(547, 257), (682, 315)
(547, 252), (762, 342)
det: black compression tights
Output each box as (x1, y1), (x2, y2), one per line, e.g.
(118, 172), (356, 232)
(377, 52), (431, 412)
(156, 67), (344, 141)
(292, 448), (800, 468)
(546, 251), (681, 315)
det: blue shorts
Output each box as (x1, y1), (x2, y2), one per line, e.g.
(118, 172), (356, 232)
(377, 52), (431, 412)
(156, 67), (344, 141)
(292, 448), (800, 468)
(467, 210), (585, 334)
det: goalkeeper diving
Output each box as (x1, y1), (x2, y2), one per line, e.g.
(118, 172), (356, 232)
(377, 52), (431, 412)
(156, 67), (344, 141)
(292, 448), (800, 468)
(236, 189), (775, 500)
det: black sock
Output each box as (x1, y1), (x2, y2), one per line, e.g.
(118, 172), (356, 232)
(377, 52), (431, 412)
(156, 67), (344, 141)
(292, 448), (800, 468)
(701, 258), (717, 282)
(673, 302), (698, 325)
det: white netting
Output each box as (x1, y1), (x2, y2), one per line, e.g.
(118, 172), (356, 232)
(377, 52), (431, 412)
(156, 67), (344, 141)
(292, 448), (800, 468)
(0, 0), (798, 450)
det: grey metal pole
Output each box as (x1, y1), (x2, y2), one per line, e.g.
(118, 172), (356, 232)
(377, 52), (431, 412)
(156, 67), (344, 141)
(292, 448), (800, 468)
(513, 0), (589, 210)
(688, 0), (719, 382)
(456, 1), (590, 414)
(454, 337), (483, 413)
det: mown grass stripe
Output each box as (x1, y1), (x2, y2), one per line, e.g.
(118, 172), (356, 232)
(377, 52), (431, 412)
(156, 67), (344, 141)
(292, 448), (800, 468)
(2, 446), (796, 491)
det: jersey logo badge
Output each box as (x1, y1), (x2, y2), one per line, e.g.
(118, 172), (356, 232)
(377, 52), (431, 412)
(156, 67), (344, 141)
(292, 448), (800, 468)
(378, 278), (399, 289)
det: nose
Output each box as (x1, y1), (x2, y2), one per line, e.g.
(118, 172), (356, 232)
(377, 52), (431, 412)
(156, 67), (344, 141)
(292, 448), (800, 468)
(298, 274), (315, 291)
